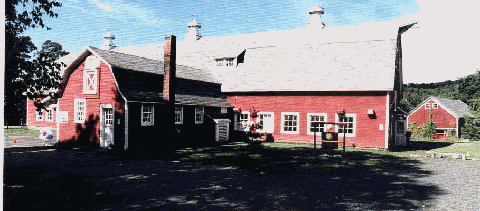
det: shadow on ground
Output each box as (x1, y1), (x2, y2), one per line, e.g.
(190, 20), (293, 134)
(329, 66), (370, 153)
(389, 140), (454, 152)
(4, 142), (444, 210)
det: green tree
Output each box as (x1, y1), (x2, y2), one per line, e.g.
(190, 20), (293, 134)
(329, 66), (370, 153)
(420, 109), (436, 139)
(5, 0), (63, 125)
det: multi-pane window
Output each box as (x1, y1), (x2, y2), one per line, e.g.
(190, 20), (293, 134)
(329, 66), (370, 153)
(215, 58), (235, 67)
(226, 58), (234, 66)
(175, 106), (183, 124)
(103, 108), (114, 125)
(432, 103), (438, 109)
(215, 59), (223, 66)
(307, 113), (326, 135)
(36, 110), (43, 121)
(425, 103), (431, 109)
(240, 111), (250, 131)
(46, 109), (54, 122)
(337, 114), (356, 137)
(281, 112), (299, 134)
(195, 106), (204, 124)
(74, 99), (86, 123)
(141, 104), (154, 126)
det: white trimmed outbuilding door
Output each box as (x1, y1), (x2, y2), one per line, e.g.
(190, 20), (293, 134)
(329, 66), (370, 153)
(257, 112), (274, 133)
(100, 104), (115, 148)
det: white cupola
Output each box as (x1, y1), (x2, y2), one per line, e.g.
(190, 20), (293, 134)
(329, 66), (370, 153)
(185, 15), (202, 42)
(101, 31), (116, 50)
(307, 5), (325, 29)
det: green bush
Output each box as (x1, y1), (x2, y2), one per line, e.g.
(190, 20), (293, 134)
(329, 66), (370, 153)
(462, 116), (480, 141)
(420, 110), (436, 139)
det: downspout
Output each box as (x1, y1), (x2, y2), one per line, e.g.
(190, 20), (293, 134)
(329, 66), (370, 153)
(385, 92), (390, 149)
(124, 101), (128, 150)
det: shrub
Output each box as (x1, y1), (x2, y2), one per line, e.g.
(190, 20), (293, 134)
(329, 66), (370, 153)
(462, 116), (480, 141)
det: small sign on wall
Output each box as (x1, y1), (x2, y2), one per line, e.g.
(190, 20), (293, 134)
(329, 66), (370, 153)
(57, 111), (68, 123)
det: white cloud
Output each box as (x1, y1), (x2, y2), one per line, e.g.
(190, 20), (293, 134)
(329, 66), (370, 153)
(400, 0), (480, 83)
(88, 0), (164, 26)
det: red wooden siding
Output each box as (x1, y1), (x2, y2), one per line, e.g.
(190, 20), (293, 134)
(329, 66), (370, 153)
(58, 54), (124, 143)
(228, 93), (388, 148)
(26, 98), (57, 128)
(407, 100), (457, 129)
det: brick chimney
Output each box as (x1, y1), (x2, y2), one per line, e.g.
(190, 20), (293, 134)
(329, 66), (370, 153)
(164, 35), (176, 133)
(164, 35), (176, 103)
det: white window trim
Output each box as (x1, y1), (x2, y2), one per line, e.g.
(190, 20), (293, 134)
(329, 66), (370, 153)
(83, 69), (98, 94)
(195, 106), (204, 124)
(74, 98), (86, 123)
(175, 106), (183, 125)
(281, 112), (300, 134)
(425, 103), (431, 109)
(306, 113), (327, 135)
(432, 103), (438, 109)
(240, 111), (250, 131)
(256, 112), (274, 133)
(335, 113), (356, 137)
(83, 56), (100, 94)
(141, 104), (154, 126)
(36, 110), (43, 121)
(46, 109), (54, 122)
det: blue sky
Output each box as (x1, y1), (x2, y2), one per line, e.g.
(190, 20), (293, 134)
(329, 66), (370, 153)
(19, 0), (480, 83)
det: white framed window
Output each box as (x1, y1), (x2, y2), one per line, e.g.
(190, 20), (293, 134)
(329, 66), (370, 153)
(432, 103), (438, 109)
(36, 110), (43, 121)
(336, 113), (356, 137)
(240, 111), (250, 131)
(215, 58), (235, 67)
(74, 99), (86, 123)
(307, 113), (327, 135)
(46, 109), (54, 122)
(226, 58), (234, 66)
(141, 104), (154, 126)
(195, 106), (204, 124)
(175, 106), (183, 124)
(83, 56), (99, 94)
(281, 112), (299, 134)
(215, 59), (223, 66)
(425, 103), (431, 109)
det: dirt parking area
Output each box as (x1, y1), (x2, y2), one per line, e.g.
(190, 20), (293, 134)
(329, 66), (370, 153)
(3, 139), (480, 210)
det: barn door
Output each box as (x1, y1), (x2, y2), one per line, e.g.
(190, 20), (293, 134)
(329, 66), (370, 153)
(258, 112), (274, 133)
(100, 104), (115, 148)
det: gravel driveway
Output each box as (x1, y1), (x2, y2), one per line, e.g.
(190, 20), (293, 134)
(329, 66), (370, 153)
(3, 136), (480, 210)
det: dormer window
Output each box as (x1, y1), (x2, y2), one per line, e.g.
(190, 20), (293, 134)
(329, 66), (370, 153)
(215, 59), (224, 66)
(215, 57), (235, 67)
(226, 58), (234, 66)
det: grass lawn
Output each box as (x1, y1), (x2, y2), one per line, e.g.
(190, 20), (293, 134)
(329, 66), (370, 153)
(4, 127), (57, 138)
(170, 140), (480, 163)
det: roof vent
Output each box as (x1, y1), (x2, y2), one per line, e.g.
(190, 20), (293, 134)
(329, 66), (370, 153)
(307, 5), (325, 29)
(185, 14), (202, 42)
(101, 31), (116, 50)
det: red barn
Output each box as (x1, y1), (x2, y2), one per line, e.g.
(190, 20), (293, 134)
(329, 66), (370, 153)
(30, 6), (416, 149)
(50, 35), (231, 150)
(26, 96), (57, 129)
(407, 96), (471, 139)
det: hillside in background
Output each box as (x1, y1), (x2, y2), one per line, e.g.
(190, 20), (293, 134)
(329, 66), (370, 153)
(400, 70), (480, 113)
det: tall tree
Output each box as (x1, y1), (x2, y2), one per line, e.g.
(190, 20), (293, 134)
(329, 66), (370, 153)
(5, 0), (63, 125)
